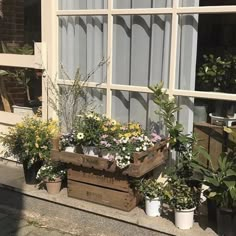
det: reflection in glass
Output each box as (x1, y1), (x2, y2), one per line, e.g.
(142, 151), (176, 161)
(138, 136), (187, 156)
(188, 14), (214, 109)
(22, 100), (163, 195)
(59, 0), (107, 10)
(113, 0), (172, 9)
(113, 15), (171, 87)
(0, 0), (41, 54)
(59, 16), (107, 82)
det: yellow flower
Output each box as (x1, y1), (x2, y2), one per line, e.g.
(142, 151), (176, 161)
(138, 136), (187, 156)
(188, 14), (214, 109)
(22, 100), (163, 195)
(35, 143), (39, 148)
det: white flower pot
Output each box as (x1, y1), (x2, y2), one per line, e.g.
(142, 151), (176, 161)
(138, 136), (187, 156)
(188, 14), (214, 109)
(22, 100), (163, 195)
(82, 146), (99, 157)
(145, 196), (161, 217)
(64, 146), (75, 153)
(175, 207), (196, 230)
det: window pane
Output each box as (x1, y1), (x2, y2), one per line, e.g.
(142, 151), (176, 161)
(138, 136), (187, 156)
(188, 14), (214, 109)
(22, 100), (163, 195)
(200, 0), (236, 6)
(113, 15), (171, 87)
(59, 0), (107, 10)
(176, 13), (236, 95)
(0, 66), (42, 114)
(0, 0), (41, 54)
(59, 16), (107, 83)
(113, 0), (172, 8)
(112, 90), (163, 131)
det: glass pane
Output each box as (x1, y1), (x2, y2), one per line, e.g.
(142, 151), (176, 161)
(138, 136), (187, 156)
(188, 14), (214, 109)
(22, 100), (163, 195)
(0, 66), (42, 114)
(200, 0), (236, 6)
(113, 0), (172, 8)
(179, 0), (200, 7)
(113, 15), (171, 87)
(59, 0), (107, 10)
(112, 90), (163, 131)
(176, 13), (236, 95)
(0, 0), (41, 54)
(59, 16), (107, 83)
(58, 86), (106, 132)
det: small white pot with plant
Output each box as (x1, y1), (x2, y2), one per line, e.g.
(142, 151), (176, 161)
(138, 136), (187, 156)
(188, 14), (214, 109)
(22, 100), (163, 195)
(136, 178), (164, 217)
(60, 130), (77, 153)
(164, 180), (198, 230)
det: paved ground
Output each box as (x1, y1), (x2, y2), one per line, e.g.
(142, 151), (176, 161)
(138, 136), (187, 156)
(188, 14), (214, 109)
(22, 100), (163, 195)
(0, 211), (74, 236)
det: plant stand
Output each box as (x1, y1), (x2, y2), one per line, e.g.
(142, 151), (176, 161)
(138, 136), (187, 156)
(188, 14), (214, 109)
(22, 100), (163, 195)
(51, 141), (167, 211)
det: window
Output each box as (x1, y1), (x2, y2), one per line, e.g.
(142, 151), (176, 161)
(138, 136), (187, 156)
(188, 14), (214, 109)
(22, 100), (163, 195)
(56, 0), (236, 131)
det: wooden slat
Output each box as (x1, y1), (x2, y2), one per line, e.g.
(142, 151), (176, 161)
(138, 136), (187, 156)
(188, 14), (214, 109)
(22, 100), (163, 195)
(68, 180), (139, 211)
(51, 141), (167, 177)
(68, 165), (130, 192)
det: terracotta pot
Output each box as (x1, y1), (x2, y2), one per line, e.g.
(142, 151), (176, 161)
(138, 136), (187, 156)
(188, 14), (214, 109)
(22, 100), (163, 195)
(45, 177), (62, 194)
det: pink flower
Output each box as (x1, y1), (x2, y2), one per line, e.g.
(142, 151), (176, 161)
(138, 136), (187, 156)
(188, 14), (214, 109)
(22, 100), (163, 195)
(151, 132), (161, 143)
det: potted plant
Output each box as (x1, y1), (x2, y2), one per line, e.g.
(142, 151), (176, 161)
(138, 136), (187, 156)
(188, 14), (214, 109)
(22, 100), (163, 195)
(164, 180), (199, 229)
(197, 54), (236, 118)
(193, 134), (236, 236)
(0, 117), (58, 184)
(136, 178), (164, 217)
(74, 112), (106, 156)
(36, 162), (66, 194)
(59, 130), (77, 152)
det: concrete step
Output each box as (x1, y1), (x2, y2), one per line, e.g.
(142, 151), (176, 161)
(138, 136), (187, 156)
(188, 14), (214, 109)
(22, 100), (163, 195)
(0, 160), (217, 236)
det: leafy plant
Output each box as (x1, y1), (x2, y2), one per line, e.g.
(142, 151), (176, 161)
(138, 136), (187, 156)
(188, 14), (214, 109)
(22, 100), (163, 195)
(36, 162), (66, 181)
(197, 54), (236, 93)
(135, 178), (164, 200)
(163, 179), (199, 210)
(149, 82), (199, 182)
(0, 117), (58, 168)
(192, 127), (236, 209)
(74, 112), (106, 146)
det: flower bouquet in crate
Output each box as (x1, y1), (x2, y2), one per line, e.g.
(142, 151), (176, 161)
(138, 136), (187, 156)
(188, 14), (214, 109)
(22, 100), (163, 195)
(52, 112), (168, 178)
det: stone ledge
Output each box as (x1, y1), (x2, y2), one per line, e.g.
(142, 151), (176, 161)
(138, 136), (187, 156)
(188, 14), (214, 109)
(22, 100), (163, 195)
(0, 160), (217, 236)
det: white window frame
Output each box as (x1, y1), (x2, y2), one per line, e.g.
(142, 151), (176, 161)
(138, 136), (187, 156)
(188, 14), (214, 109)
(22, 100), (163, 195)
(51, 0), (236, 119)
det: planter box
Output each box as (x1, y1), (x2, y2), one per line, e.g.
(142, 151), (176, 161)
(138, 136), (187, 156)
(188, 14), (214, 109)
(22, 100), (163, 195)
(51, 141), (168, 178)
(51, 141), (167, 211)
(67, 165), (140, 211)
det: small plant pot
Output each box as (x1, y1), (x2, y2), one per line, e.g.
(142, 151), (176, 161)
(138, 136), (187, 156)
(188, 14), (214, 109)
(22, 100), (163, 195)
(45, 177), (62, 194)
(23, 161), (42, 185)
(145, 196), (161, 217)
(175, 207), (196, 230)
(64, 146), (75, 153)
(82, 146), (99, 157)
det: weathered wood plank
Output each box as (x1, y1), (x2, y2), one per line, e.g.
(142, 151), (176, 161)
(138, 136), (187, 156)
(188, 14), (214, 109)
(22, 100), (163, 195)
(68, 165), (131, 192)
(68, 180), (139, 211)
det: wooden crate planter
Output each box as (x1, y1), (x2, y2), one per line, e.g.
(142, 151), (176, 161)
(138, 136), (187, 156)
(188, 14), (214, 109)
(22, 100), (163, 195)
(51, 141), (168, 211)
(51, 141), (167, 178)
(67, 165), (140, 211)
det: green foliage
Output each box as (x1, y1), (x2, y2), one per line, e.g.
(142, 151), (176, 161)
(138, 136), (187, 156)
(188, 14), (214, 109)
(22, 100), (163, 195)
(36, 162), (66, 181)
(163, 179), (199, 210)
(0, 117), (58, 168)
(193, 150), (236, 209)
(135, 178), (164, 200)
(197, 54), (236, 93)
(149, 82), (199, 181)
(74, 112), (106, 146)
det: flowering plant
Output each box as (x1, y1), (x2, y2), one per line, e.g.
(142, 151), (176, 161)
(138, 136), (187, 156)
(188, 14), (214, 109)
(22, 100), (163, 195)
(0, 117), (58, 168)
(99, 121), (159, 168)
(74, 112), (106, 146)
(114, 134), (155, 169)
(36, 162), (66, 181)
(59, 130), (77, 150)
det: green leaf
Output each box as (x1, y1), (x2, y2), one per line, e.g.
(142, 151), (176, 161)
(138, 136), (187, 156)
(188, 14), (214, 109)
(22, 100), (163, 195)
(0, 70), (8, 76)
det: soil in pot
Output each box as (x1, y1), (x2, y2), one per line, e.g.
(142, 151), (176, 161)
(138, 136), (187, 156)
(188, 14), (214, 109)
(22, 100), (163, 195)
(217, 207), (236, 236)
(23, 161), (42, 185)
